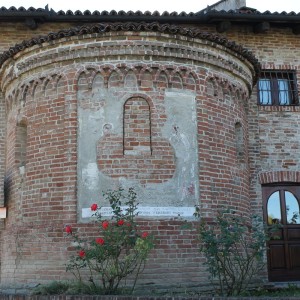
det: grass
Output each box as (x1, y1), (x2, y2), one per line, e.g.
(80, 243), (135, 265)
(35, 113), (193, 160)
(247, 284), (300, 297)
(31, 281), (129, 296)
(31, 281), (300, 297)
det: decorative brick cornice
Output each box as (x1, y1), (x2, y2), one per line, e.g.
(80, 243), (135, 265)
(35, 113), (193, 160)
(0, 22), (260, 84)
(259, 171), (300, 184)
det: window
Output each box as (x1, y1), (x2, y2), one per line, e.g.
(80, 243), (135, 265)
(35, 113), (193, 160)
(258, 70), (298, 106)
(266, 189), (300, 225)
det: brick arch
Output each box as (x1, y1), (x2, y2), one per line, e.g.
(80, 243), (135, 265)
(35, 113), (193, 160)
(96, 91), (176, 184)
(73, 64), (204, 93)
(123, 96), (152, 156)
(259, 171), (300, 184)
(43, 76), (59, 98)
(13, 88), (22, 109)
(108, 70), (123, 88)
(184, 72), (197, 91)
(170, 71), (183, 89)
(25, 81), (35, 101)
(176, 67), (199, 91)
(39, 72), (67, 95)
(6, 79), (35, 112)
(5, 83), (27, 115)
(16, 114), (28, 127)
(233, 87), (248, 113)
(124, 70), (138, 89)
(234, 121), (245, 162)
(21, 85), (29, 107)
(43, 77), (52, 96)
(6, 95), (13, 111)
(56, 74), (68, 96)
(206, 77), (218, 97)
(140, 69), (154, 90)
(74, 67), (98, 89)
(205, 75), (248, 102)
(154, 69), (169, 89)
(115, 65), (131, 78)
(32, 79), (44, 102)
(137, 65), (153, 76)
(234, 88), (242, 103)
(0, 22), (261, 86)
(97, 65), (117, 87)
(216, 82), (224, 101)
(15, 116), (28, 168)
(92, 68), (108, 85)
(92, 73), (105, 91)
(106, 65), (123, 80)
(122, 92), (155, 110)
(9, 89), (17, 108)
(77, 71), (103, 111)
(77, 73), (89, 95)
(217, 78), (233, 100)
(86, 70), (98, 88)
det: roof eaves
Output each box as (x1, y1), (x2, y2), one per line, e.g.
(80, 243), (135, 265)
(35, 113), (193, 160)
(0, 7), (208, 24)
(0, 6), (300, 25)
(205, 9), (300, 23)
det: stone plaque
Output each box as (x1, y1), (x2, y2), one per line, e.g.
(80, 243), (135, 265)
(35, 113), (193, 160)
(82, 206), (195, 218)
(0, 207), (7, 219)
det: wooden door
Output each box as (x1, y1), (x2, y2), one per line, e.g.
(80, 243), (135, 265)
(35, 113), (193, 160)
(263, 185), (300, 281)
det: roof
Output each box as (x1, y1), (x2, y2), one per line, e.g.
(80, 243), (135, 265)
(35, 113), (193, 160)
(0, 5), (300, 28)
(0, 4), (299, 73)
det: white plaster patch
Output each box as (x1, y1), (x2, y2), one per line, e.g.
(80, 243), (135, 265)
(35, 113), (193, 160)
(19, 166), (25, 175)
(82, 163), (99, 190)
(82, 206), (195, 218)
(77, 86), (199, 221)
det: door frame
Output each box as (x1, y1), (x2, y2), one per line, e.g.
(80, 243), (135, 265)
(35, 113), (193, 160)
(262, 184), (300, 281)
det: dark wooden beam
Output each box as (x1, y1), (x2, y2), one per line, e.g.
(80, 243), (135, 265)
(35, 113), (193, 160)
(254, 22), (270, 34)
(293, 25), (300, 35)
(25, 18), (38, 30)
(216, 21), (231, 33)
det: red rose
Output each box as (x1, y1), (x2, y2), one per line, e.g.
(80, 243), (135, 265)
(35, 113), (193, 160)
(102, 221), (109, 230)
(90, 203), (98, 211)
(141, 232), (149, 239)
(65, 225), (72, 234)
(117, 219), (124, 226)
(96, 237), (105, 245)
(78, 250), (85, 258)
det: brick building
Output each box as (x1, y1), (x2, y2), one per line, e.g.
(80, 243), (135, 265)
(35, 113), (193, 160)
(0, 0), (299, 291)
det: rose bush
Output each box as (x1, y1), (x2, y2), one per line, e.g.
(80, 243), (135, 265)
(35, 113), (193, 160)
(65, 187), (154, 294)
(90, 203), (98, 211)
(196, 209), (274, 296)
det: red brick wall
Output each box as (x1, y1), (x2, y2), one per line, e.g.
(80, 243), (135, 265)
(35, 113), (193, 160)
(0, 91), (6, 228)
(0, 19), (299, 291)
(198, 76), (250, 219)
(0, 25), (255, 290)
(217, 26), (300, 217)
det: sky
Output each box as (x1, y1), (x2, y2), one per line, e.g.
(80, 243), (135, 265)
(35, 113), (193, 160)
(0, 0), (299, 13)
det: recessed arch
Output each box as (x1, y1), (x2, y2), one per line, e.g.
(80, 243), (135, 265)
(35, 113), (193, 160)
(123, 96), (152, 156)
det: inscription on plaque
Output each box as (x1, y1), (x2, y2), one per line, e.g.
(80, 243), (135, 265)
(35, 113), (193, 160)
(82, 206), (195, 218)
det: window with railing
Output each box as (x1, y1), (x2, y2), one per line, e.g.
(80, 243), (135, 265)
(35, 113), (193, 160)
(258, 70), (298, 106)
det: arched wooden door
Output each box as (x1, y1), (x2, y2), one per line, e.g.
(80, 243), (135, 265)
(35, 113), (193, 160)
(263, 185), (300, 281)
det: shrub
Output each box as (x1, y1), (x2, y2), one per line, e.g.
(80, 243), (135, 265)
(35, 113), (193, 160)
(65, 187), (154, 295)
(196, 209), (271, 296)
(31, 281), (70, 295)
